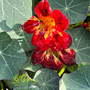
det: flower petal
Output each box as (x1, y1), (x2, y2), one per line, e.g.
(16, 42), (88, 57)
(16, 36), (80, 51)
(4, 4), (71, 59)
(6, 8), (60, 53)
(35, 0), (52, 18)
(50, 9), (69, 32)
(32, 47), (63, 70)
(32, 47), (45, 65)
(42, 49), (63, 70)
(50, 32), (72, 51)
(57, 49), (76, 66)
(22, 16), (40, 34)
(31, 31), (51, 51)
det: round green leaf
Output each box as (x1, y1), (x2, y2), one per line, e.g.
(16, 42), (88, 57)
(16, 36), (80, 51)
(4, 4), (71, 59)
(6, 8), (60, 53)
(48, 0), (89, 24)
(34, 68), (59, 90)
(14, 86), (40, 90)
(0, 0), (32, 28)
(0, 32), (26, 80)
(7, 25), (34, 52)
(66, 27), (90, 64)
(20, 52), (42, 72)
(59, 63), (90, 90)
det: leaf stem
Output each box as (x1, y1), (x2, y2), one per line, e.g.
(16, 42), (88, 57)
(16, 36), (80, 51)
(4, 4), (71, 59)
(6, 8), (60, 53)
(1, 82), (4, 90)
(58, 64), (66, 76)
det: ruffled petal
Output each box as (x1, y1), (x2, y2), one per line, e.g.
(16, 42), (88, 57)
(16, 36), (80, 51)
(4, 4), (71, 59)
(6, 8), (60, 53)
(50, 32), (72, 51)
(22, 16), (40, 34)
(50, 9), (69, 32)
(32, 47), (63, 70)
(32, 47), (45, 65)
(31, 31), (51, 51)
(35, 0), (52, 18)
(42, 49), (63, 70)
(57, 49), (76, 66)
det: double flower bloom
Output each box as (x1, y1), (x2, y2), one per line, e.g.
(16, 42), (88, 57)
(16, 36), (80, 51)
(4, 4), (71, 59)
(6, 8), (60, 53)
(22, 0), (76, 70)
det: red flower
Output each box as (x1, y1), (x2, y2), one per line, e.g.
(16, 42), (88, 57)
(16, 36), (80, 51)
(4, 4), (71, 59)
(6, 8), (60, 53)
(32, 47), (76, 70)
(22, 0), (71, 51)
(50, 32), (72, 51)
(22, 0), (76, 70)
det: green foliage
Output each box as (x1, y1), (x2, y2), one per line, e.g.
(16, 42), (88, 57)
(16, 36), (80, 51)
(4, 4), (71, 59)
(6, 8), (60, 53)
(7, 25), (34, 52)
(12, 73), (38, 87)
(59, 63), (90, 90)
(0, 0), (32, 28)
(20, 52), (42, 72)
(66, 27), (90, 64)
(48, 0), (89, 24)
(34, 68), (59, 90)
(0, 0), (90, 90)
(7, 70), (39, 89)
(0, 32), (26, 80)
(59, 27), (90, 90)
(67, 21), (84, 30)
(13, 86), (40, 90)
(89, 5), (90, 15)
(66, 64), (78, 73)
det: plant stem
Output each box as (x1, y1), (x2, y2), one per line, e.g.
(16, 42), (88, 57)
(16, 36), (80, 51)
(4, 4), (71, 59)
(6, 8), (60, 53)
(58, 64), (66, 76)
(1, 82), (4, 90)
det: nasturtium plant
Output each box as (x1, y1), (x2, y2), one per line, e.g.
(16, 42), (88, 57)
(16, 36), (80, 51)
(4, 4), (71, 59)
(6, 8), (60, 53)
(0, 0), (90, 90)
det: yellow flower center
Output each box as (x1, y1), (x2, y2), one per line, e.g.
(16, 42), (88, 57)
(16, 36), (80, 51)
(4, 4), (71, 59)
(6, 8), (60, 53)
(39, 16), (56, 39)
(41, 16), (55, 28)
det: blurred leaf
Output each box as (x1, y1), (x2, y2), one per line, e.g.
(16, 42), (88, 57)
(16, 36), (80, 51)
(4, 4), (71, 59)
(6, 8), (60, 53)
(67, 21), (84, 30)
(13, 86), (40, 90)
(59, 63), (90, 90)
(34, 68), (59, 90)
(66, 64), (78, 73)
(66, 27), (90, 64)
(0, 32), (26, 80)
(7, 25), (34, 52)
(89, 5), (90, 14)
(0, 0), (32, 28)
(48, 0), (89, 24)
(20, 52), (42, 72)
